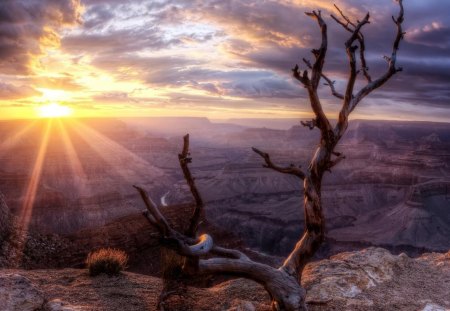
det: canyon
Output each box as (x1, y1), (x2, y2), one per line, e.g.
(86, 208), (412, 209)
(0, 117), (449, 269)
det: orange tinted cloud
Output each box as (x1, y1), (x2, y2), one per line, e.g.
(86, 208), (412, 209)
(0, 0), (82, 75)
(0, 0), (449, 122)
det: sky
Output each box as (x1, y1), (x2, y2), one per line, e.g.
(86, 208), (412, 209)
(0, 0), (449, 122)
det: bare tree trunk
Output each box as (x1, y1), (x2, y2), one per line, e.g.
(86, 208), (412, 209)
(133, 2), (405, 310)
(157, 134), (206, 309)
(157, 248), (187, 311)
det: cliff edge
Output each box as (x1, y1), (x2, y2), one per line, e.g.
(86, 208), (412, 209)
(0, 247), (448, 311)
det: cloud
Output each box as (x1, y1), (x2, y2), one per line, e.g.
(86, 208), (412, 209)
(0, 82), (41, 100)
(407, 22), (450, 49)
(62, 27), (181, 54)
(187, 73), (302, 99)
(3, 0), (450, 120)
(0, 0), (82, 75)
(80, 3), (115, 30)
(35, 74), (83, 91)
(92, 91), (134, 103)
(149, 0), (339, 47)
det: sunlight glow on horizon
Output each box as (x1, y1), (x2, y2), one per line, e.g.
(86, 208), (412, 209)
(37, 103), (73, 118)
(4, 117), (165, 265)
(0, 1), (448, 123)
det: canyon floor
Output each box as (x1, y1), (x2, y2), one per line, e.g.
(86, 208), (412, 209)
(1, 118), (449, 260)
(2, 248), (449, 311)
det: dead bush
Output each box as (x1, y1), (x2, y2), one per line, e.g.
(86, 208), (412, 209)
(86, 248), (128, 276)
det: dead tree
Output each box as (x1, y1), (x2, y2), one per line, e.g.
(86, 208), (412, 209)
(134, 2), (404, 310)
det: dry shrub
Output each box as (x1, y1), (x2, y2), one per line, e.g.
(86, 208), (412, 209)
(86, 248), (128, 276)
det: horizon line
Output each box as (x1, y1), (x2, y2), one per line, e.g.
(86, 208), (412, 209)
(0, 115), (449, 125)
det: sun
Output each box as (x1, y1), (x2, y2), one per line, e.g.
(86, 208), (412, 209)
(38, 103), (73, 118)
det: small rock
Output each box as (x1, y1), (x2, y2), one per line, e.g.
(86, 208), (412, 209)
(228, 299), (256, 311)
(44, 299), (82, 311)
(421, 303), (447, 311)
(0, 273), (45, 311)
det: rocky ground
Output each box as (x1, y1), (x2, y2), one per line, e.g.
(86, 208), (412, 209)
(1, 248), (449, 311)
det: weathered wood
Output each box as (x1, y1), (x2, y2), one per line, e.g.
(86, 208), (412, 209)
(178, 134), (204, 237)
(303, 58), (344, 100)
(198, 258), (307, 310)
(335, 0), (404, 141)
(252, 147), (305, 179)
(134, 2), (405, 310)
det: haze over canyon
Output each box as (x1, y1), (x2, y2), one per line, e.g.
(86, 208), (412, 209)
(0, 117), (448, 264)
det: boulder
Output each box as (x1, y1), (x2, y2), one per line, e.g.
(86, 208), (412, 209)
(302, 247), (397, 305)
(418, 251), (450, 273)
(0, 273), (45, 311)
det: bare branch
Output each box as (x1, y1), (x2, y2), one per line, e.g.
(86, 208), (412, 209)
(330, 14), (351, 31)
(351, 0), (404, 112)
(292, 64), (310, 86)
(134, 185), (215, 258)
(181, 234), (214, 256)
(302, 11), (333, 138)
(178, 134), (204, 237)
(198, 257), (306, 309)
(304, 10), (327, 90)
(300, 119), (316, 130)
(210, 246), (250, 260)
(134, 185), (171, 235)
(134, 168), (307, 308)
(333, 4), (356, 28)
(328, 152), (346, 170)
(303, 58), (344, 99)
(252, 147), (305, 179)
(344, 12), (370, 101)
(358, 34), (372, 83)
(331, 6), (372, 83)
(332, 10), (371, 142)
(142, 210), (158, 226)
(333, 1), (403, 143)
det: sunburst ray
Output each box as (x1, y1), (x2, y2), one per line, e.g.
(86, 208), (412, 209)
(0, 121), (36, 158)
(17, 120), (52, 235)
(56, 119), (88, 195)
(68, 120), (163, 182)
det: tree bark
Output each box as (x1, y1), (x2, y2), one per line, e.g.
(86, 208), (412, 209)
(133, 2), (404, 310)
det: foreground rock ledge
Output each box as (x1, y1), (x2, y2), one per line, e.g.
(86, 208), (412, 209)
(0, 248), (449, 311)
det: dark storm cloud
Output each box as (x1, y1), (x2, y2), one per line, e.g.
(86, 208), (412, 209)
(0, 0), (82, 75)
